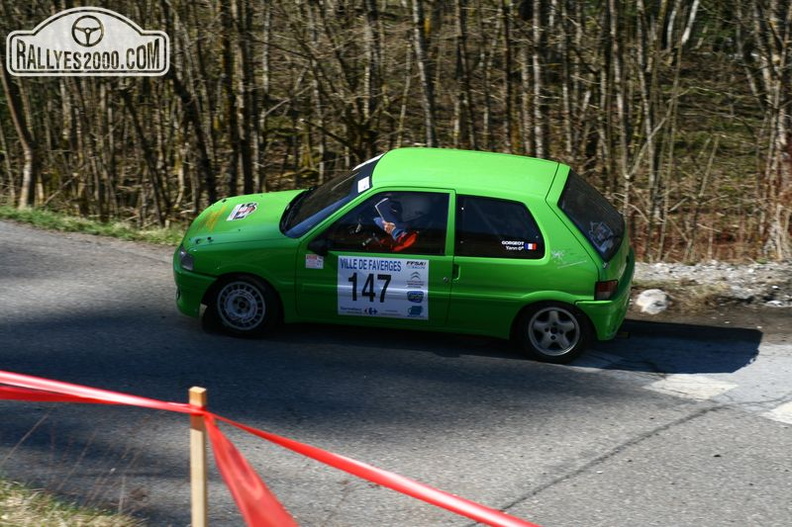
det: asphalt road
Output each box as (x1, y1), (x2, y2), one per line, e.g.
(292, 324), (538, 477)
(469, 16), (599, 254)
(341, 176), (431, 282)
(1, 220), (790, 527)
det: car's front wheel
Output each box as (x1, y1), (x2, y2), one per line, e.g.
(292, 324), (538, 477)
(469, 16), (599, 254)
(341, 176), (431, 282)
(514, 302), (591, 363)
(204, 275), (281, 337)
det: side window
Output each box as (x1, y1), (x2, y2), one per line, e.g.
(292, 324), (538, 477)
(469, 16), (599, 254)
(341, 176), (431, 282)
(323, 191), (449, 255)
(455, 196), (545, 259)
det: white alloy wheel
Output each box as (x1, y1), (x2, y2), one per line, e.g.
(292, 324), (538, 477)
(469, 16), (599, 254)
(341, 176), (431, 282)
(516, 303), (590, 363)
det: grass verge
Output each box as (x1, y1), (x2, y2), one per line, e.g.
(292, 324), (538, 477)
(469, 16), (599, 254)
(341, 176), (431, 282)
(0, 206), (184, 246)
(0, 479), (142, 526)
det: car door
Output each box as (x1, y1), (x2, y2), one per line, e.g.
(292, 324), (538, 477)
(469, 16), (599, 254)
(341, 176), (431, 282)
(447, 195), (550, 336)
(295, 190), (454, 329)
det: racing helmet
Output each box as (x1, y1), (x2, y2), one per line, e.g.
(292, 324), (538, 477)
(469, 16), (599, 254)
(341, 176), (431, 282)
(399, 194), (433, 223)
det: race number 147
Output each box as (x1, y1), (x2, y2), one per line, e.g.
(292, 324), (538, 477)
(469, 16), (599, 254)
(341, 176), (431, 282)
(348, 272), (391, 302)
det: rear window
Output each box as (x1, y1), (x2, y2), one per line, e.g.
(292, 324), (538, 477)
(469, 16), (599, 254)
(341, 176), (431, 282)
(558, 171), (624, 261)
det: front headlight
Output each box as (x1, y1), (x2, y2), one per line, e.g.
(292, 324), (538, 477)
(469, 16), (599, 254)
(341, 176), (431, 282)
(178, 246), (195, 271)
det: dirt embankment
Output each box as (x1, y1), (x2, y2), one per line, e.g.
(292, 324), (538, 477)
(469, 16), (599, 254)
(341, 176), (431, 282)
(630, 261), (791, 338)
(634, 261), (792, 308)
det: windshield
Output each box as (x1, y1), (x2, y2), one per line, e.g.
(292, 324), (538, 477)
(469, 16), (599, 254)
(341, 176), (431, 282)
(558, 170), (625, 261)
(281, 155), (381, 238)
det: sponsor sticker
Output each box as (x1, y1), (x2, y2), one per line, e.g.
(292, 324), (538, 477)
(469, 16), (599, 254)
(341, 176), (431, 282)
(305, 254), (324, 270)
(589, 221), (615, 252)
(408, 306), (424, 317)
(407, 291), (424, 303)
(227, 202), (258, 221)
(357, 176), (371, 194)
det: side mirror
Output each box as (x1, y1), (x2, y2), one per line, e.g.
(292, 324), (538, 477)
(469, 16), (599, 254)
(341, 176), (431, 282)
(308, 237), (331, 256)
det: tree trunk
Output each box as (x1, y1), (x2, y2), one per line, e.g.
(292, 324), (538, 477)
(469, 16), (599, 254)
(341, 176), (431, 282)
(238, 0), (255, 195)
(531, 0), (545, 158)
(406, 0), (438, 147)
(501, 0), (514, 152)
(220, 0), (240, 196)
(0, 48), (38, 209)
(454, 0), (477, 150)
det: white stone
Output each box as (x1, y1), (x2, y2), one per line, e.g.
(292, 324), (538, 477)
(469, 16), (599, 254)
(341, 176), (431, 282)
(635, 289), (669, 314)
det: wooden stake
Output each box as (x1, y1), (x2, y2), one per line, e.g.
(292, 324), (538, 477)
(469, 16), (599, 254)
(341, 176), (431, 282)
(190, 387), (208, 527)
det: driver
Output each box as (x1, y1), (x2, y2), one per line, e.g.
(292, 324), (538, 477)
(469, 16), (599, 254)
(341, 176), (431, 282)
(372, 194), (431, 252)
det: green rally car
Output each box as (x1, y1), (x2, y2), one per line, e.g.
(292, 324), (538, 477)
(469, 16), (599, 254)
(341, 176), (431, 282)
(174, 147), (634, 363)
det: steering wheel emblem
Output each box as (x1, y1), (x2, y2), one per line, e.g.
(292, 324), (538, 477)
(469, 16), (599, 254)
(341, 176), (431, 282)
(71, 15), (104, 47)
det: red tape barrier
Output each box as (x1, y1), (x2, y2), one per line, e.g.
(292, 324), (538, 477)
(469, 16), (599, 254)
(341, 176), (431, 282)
(0, 370), (539, 527)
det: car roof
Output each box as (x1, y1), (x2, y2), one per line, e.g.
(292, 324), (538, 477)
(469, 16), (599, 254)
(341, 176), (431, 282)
(371, 147), (564, 199)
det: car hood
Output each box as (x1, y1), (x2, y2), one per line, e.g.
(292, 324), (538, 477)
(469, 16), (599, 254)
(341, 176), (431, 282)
(183, 191), (303, 247)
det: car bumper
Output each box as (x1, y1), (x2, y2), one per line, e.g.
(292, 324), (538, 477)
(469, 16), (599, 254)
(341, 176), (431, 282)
(173, 268), (216, 318)
(577, 256), (635, 341)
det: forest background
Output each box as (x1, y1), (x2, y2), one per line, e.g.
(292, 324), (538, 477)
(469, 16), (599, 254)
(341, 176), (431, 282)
(1, 0), (790, 262)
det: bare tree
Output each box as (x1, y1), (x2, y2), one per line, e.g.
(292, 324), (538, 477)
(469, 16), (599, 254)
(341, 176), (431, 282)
(0, 0), (789, 262)
(0, 46), (38, 209)
(405, 0), (438, 147)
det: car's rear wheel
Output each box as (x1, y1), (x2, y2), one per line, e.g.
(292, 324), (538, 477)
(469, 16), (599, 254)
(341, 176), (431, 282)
(514, 302), (591, 363)
(204, 275), (280, 337)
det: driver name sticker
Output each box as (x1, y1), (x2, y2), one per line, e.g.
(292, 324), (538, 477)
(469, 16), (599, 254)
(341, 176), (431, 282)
(337, 256), (428, 320)
(501, 240), (538, 251)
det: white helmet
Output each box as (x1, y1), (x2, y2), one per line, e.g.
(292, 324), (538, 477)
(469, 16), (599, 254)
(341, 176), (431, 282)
(400, 195), (432, 222)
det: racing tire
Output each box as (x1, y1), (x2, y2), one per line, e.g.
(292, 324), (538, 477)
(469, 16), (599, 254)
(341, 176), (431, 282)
(203, 275), (281, 337)
(514, 302), (591, 364)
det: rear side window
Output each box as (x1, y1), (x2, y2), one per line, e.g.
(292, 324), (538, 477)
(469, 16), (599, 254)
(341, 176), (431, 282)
(558, 171), (624, 261)
(455, 196), (544, 259)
